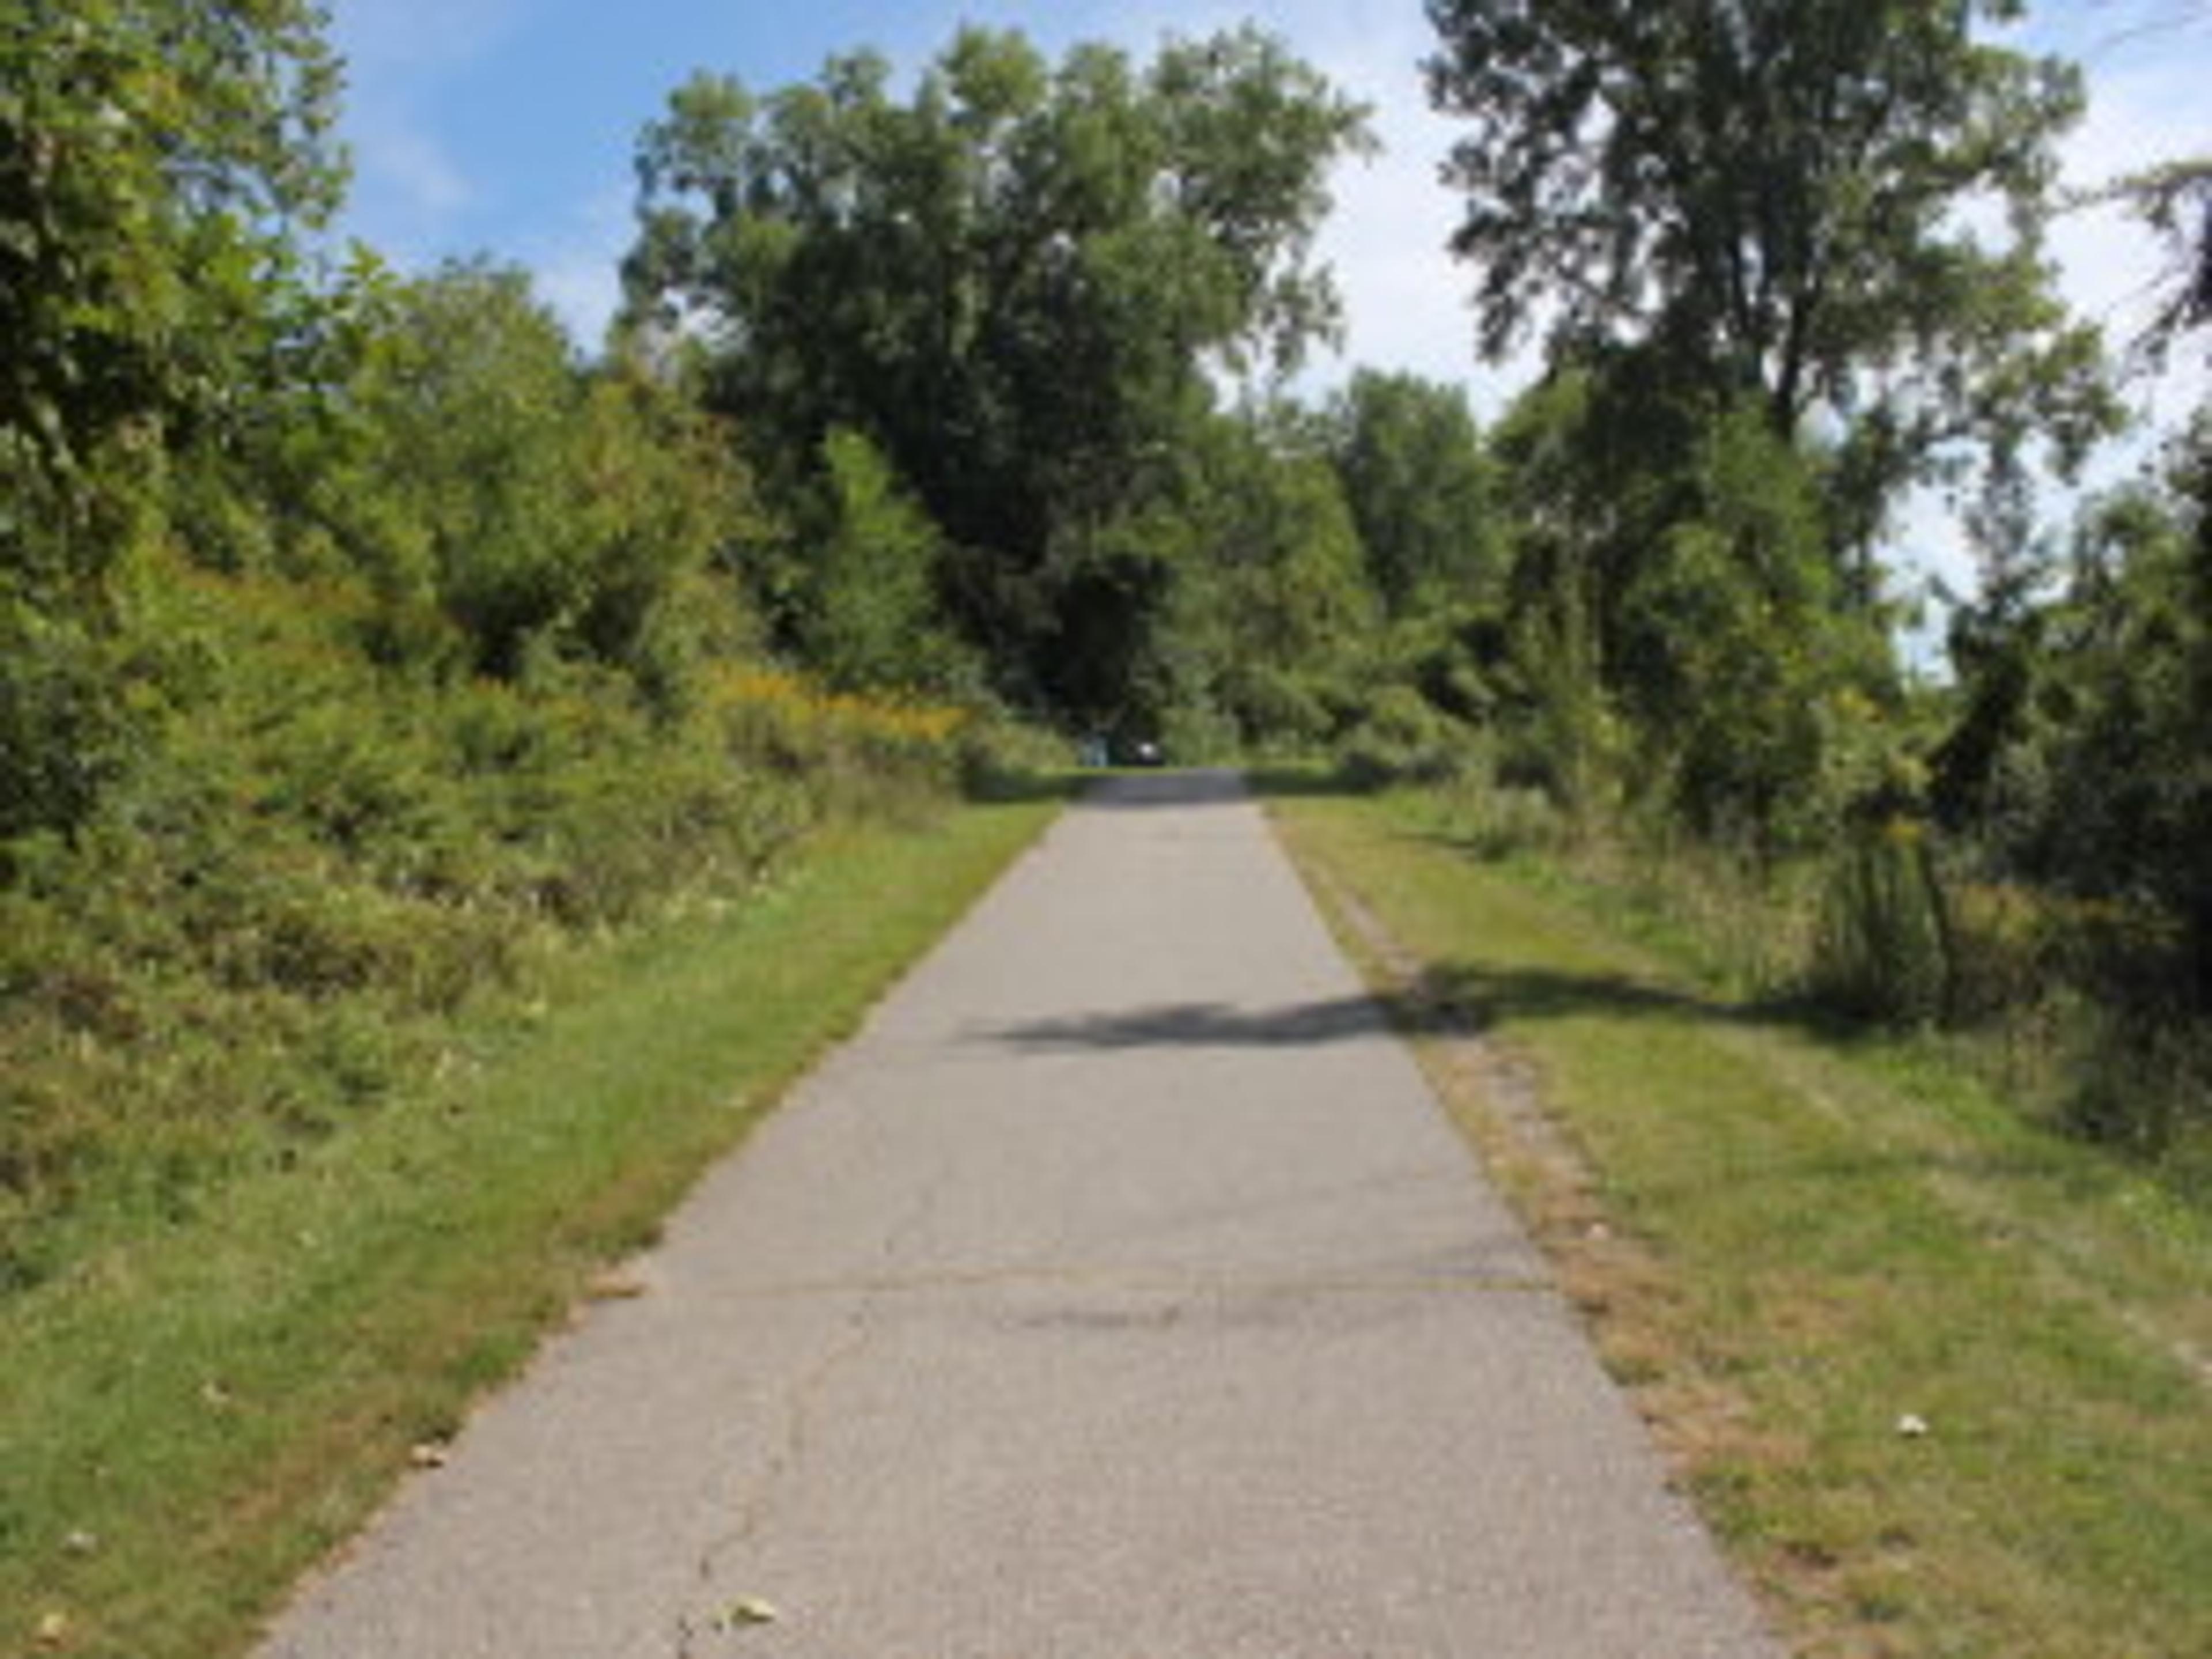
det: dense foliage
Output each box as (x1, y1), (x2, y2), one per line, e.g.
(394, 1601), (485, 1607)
(622, 25), (1374, 729)
(1425, 0), (2113, 476)
(1404, 0), (2208, 1168)
(0, 7), (1024, 1289)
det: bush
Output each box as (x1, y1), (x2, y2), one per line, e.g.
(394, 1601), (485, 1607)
(1336, 687), (1479, 790)
(1432, 772), (1570, 861)
(1933, 879), (2044, 1021)
(1149, 700), (1236, 767)
(0, 567), (977, 1293)
(955, 709), (1073, 799)
(2066, 1012), (2212, 1175)
(1808, 820), (1952, 1024)
(0, 605), (139, 846)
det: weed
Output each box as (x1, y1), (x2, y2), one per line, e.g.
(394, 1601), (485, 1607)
(1808, 820), (1950, 1024)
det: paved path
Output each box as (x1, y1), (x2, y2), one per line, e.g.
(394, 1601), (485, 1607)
(259, 772), (1779, 1658)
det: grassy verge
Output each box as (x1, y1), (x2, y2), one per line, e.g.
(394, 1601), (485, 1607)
(0, 791), (1063, 1659)
(1266, 781), (2212, 1659)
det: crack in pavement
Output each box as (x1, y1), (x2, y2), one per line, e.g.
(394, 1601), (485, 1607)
(672, 1308), (871, 1658)
(672, 1171), (953, 1656)
(702, 1263), (1556, 1302)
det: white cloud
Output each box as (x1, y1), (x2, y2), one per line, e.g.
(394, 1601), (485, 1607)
(524, 188), (633, 350)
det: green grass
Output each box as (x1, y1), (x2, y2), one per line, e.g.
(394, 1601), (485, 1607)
(1268, 782), (2212, 1659)
(0, 793), (1062, 1659)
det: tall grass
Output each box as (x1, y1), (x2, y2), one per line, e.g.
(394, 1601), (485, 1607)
(1395, 764), (2212, 1191)
(1805, 821), (1951, 1024)
(0, 562), (991, 1296)
(1271, 782), (2212, 1658)
(0, 793), (1064, 1659)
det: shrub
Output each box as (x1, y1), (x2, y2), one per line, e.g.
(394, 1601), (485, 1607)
(0, 605), (140, 846)
(1808, 820), (1952, 1024)
(2066, 1011), (2212, 1175)
(1434, 772), (1570, 861)
(1336, 687), (1479, 789)
(953, 707), (1071, 800)
(1158, 700), (1242, 768)
(0, 565), (980, 1294)
(1940, 880), (2050, 1022)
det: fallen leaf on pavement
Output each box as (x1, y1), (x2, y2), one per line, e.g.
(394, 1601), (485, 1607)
(586, 1269), (649, 1301)
(717, 1597), (780, 1628)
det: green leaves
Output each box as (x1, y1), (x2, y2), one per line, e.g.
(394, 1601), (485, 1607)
(1937, 419), (2212, 1010)
(1426, 0), (2096, 461)
(796, 428), (973, 696)
(623, 24), (1372, 718)
(321, 262), (755, 695)
(1327, 371), (1503, 618)
(0, 0), (343, 515)
(1419, 2), (2142, 857)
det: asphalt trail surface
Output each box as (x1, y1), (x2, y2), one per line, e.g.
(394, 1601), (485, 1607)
(259, 771), (1780, 1658)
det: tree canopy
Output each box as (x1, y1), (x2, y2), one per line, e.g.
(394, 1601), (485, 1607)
(1, 0), (344, 589)
(1326, 369), (1503, 618)
(623, 24), (1373, 718)
(1425, 0), (2111, 483)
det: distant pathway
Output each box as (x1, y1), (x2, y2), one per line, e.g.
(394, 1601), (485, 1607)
(259, 771), (1779, 1658)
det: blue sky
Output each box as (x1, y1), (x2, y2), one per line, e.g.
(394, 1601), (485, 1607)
(323, 1), (2210, 596)
(324, 0), (1482, 382)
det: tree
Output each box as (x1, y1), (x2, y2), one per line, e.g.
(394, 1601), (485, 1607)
(1622, 402), (1876, 842)
(1, 0), (344, 602)
(1425, 0), (2113, 486)
(1177, 408), (1378, 750)
(794, 428), (972, 696)
(2094, 157), (2212, 369)
(566, 349), (763, 711)
(1938, 421), (2212, 1003)
(1423, 1), (2135, 849)
(623, 24), (1372, 718)
(1483, 350), (1902, 842)
(1, 0), (344, 840)
(340, 263), (594, 677)
(1326, 370), (1503, 616)
(315, 262), (751, 695)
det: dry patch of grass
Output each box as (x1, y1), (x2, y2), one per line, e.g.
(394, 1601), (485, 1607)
(1271, 785), (2212, 1659)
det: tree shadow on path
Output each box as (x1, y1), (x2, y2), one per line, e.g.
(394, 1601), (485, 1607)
(990, 998), (1389, 1051)
(986, 965), (1806, 1055)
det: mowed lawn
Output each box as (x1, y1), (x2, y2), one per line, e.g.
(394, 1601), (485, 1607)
(1270, 785), (2212, 1659)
